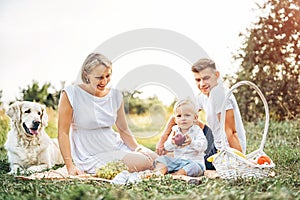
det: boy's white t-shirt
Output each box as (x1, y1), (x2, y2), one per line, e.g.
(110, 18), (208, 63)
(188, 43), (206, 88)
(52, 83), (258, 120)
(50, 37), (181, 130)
(164, 125), (208, 169)
(196, 83), (246, 153)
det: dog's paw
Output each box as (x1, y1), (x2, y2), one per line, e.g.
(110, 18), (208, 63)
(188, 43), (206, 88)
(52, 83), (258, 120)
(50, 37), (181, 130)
(7, 171), (15, 175)
(8, 168), (25, 175)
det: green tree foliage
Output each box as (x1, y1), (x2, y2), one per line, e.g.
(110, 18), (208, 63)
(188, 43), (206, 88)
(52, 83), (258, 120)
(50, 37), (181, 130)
(122, 90), (165, 115)
(19, 80), (63, 110)
(234, 0), (300, 121)
(0, 90), (2, 107)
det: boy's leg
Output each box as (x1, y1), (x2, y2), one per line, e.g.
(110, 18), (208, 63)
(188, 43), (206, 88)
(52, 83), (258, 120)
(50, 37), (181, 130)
(171, 168), (187, 176)
(181, 160), (204, 177)
(203, 125), (218, 170)
(204, 145), (218, 170)
(203, 125), (214, 154)
(155, 156), (185, 175)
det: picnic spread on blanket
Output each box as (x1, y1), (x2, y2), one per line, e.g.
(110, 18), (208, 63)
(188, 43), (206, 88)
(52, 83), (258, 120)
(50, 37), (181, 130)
(15, 166), (220, 184)
(15, 81), (276, 183)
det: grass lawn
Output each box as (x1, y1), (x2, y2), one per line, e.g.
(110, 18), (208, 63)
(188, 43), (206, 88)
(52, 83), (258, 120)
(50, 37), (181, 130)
(0, 111), (299, 199)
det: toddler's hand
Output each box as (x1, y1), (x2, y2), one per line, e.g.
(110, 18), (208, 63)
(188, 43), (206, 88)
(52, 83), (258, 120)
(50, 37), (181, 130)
(173, 132), (186, 146)
(181, 134), (192, 146)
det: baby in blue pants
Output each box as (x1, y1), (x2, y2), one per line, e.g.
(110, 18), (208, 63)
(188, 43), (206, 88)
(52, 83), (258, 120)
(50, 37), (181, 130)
(154, 98), (207, 177)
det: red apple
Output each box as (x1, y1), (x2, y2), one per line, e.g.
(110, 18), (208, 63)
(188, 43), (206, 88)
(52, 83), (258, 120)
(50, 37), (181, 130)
(174, 133), (186, 146)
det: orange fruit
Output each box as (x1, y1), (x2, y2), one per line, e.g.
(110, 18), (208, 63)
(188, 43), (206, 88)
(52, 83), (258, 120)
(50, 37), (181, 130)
(257, 155), (271, 165)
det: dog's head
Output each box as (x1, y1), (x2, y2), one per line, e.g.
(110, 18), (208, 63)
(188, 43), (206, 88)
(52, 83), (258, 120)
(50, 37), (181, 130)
(6, 101), (48, 137)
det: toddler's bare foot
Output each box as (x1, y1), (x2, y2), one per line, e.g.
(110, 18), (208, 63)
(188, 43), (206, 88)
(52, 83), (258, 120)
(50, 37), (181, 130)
(171, 169), (187, 176)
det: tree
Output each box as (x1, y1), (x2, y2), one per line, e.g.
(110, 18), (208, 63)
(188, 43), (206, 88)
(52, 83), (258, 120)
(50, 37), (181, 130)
(233, 0), (300, 121)
(122, 90), (166, 115)
(19, 80), (63, 110)
(0, 90), (2, 107)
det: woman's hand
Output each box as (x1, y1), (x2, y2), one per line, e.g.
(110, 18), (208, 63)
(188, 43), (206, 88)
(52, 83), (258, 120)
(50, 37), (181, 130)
(66, 164), (84, 176)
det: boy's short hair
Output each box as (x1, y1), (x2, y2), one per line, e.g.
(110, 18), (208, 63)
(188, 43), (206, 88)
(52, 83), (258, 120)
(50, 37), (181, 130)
(173, 98), (198, 115)
(191, 58), (216, 73)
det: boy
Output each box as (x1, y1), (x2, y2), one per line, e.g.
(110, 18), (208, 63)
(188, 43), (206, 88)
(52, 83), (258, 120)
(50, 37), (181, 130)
(154, 98), (207, 177)
(156, 58), (246, 170)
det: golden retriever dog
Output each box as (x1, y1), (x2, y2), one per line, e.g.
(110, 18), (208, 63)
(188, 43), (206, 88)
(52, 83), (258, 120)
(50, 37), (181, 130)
(4, 101), (64, 174)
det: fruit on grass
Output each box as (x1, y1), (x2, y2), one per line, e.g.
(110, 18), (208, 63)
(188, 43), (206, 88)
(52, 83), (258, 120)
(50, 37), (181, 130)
(207, 148), (245, 163)
(96, 160), (128, 180)
(257, 155), (271, 165)
(174, 133), (186, 146)
(207, 153), (219, 162)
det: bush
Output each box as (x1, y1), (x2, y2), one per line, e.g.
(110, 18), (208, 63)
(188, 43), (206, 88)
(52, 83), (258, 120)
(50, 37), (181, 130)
(0, 109), (9, 147)
(44, 107), (58, 138)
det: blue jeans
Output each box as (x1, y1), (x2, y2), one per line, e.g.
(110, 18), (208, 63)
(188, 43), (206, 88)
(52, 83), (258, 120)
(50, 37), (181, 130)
(155, 156), (205, 177)
(203, 125), (217, 170)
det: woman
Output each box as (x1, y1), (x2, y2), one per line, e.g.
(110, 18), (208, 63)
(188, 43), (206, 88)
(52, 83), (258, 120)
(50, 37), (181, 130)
(58, 53), (158, 175)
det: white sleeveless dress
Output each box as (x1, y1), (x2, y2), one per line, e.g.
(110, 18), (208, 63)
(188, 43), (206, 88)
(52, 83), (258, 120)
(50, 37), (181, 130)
(63, 85), (131, 173)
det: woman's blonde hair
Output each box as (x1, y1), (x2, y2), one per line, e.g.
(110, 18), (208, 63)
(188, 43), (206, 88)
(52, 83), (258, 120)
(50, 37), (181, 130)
(81, 53), (112, 83)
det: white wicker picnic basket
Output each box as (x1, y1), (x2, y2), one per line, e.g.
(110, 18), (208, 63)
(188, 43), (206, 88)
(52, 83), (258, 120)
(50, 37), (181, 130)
(212, 81), (275, 179)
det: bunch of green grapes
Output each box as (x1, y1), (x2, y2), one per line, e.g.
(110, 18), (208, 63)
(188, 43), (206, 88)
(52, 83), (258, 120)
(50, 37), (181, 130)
(96, 160), (128, 180)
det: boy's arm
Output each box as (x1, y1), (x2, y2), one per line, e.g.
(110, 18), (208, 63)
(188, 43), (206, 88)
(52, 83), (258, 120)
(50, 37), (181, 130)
(218, 109), (242, 152)
(156, 115), (206, 155)
(195, 118), (205, 130)
(163, 128), (176, 152)
(156, 116), (176, 155)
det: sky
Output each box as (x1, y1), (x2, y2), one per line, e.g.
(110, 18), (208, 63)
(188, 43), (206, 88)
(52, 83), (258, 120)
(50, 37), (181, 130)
(0, 0), (264, 106)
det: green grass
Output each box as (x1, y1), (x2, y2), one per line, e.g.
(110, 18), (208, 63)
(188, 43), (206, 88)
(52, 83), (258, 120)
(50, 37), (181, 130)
(0, 109), (299, 199)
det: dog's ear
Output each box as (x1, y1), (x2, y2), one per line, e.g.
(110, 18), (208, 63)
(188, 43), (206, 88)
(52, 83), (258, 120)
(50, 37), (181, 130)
(40, 104), (48, 127)
(6, 101), (22, 122)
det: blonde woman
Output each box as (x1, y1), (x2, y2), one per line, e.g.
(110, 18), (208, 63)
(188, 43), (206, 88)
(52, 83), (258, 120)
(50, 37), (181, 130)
(58, 53), (157, 175)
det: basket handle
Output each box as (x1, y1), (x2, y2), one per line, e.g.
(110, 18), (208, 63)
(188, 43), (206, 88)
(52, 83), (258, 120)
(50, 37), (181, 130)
(220, 81), (270, 152)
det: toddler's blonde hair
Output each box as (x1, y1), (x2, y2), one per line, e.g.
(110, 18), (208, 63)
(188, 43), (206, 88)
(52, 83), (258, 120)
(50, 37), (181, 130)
(173, 98), (198, 115)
